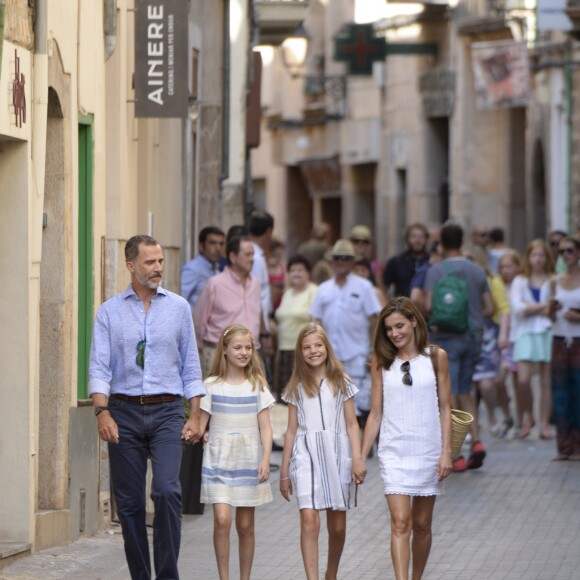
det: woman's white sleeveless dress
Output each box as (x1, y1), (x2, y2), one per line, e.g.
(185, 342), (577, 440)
(378, 350), (443, 496)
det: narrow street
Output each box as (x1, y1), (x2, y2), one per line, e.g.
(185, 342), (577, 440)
(2, 398), (580, 580)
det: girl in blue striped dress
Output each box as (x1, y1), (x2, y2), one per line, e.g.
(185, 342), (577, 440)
(199, 324), (275, 580)
(280, 323), (366, 580)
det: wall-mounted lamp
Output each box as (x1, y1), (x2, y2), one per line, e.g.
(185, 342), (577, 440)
(279, 25), (346, 111)
(188, 95), (200, 121)
(280, 25), (309, 78)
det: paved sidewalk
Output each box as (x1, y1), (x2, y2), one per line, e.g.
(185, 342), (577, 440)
(2, 404), (580, 579)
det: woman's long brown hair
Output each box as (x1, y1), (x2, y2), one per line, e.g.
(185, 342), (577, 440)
(372, 297), (429, 370)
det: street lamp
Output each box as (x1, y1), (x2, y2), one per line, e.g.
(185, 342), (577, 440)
(280, 25), (309, 77)
(279, 25), (346, 113)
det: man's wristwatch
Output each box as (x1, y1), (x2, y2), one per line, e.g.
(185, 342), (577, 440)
(95, 406), (109, 417)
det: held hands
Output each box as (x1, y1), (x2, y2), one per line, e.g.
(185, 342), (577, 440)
(438, 449), (453, 481)
(258, 459), (270, 483)
(97, 413), (119, 444)
(279, 476), (293, 501)
(547, 298), (563, 319)
(352, 458), (367, 485)
(181, 416), (202, 444)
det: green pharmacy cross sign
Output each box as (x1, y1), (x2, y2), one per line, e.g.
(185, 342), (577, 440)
(334, 23), (438, 76)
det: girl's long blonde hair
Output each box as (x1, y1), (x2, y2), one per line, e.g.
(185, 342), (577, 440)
(283, 323), (349, 399)
(521, 239), (554, 278)
(208, 324), (267, 390)
(498, 249), (522, 283)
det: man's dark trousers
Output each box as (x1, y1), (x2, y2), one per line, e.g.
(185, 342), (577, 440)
(108, 396), (184, 580)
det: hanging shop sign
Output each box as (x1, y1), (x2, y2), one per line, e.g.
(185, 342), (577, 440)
(419, 68), (455, 118)
(134, 0), (188, 118)
(471, 40), (530, 110)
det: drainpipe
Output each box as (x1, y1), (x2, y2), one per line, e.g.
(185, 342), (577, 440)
(32, 0), (48, 204)
(565, 42), (574, 233)
(103, 0), (118, 61)
(218, 0), (231, 222)
(34, 0), (47, 54)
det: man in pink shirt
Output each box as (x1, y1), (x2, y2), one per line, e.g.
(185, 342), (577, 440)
(194, 235), (272, 375)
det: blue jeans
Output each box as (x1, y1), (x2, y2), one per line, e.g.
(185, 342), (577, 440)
(432, 334), (482, 395)
(108, 396), (184, 580)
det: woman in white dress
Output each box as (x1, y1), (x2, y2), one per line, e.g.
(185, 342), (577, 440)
(362, 297), (452, 580)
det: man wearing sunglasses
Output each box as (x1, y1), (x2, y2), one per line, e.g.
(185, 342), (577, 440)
(89, 234), (204, 580)
(310, 239), (381, 390)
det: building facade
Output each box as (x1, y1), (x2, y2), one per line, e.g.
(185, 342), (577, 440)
(1, 0), (261, 566)
(253, 0), (578, 261)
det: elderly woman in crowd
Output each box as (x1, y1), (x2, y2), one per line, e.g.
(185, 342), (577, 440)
(273, 255), (318, 400)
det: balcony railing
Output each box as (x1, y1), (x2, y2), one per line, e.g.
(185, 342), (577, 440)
(254, 0), (309, 45)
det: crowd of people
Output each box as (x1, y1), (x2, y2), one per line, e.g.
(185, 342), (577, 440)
(88, 216), (580, 580)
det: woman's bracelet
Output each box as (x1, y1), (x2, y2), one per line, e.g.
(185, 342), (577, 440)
(280, 476), (290, 481)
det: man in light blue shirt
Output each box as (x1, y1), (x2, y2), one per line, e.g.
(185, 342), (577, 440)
(89, 234), (204, 580)
(180, 226), (225, 310)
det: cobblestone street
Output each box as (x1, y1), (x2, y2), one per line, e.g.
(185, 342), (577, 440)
(2, 403), (580, 579)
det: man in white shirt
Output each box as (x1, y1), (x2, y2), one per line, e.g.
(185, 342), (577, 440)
(310, 239), (381, 386)
(249, 210), (274, 330)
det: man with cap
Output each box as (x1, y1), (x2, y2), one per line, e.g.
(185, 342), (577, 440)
(310, 239), (382, 387)
(350, 224), (383, 288)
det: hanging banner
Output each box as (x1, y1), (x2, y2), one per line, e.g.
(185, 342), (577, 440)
(134, 0), (188, 118)
(471, 40), (530, 110)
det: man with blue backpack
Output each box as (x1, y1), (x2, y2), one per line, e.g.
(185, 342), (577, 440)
(425, 223), (494, 472)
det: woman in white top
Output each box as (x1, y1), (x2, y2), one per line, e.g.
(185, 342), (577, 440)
(362, 297), (452, 580)
(550, 237), (580, 460)
(273, 255), (317, 400)
(509, 239), (555, 439)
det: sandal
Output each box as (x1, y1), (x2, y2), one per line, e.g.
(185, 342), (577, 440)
(539, 428), (555, 440)
(499, 418), (514, 439)
(518, 419), (535, 438)
(552, 454), (569, 461)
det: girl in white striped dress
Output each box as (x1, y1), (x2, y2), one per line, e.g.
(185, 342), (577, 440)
(280, 323), (366, 580)
(199, 324), (275, 580)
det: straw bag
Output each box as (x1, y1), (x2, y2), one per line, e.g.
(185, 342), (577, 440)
(430, 346), (474, 459)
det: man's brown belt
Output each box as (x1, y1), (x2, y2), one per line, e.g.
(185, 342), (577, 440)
(110, 394), (180, 405)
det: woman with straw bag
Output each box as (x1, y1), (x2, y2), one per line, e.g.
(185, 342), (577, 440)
(361, 297), (453, 580)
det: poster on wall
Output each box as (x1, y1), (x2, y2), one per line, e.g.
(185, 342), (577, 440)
(134, 0), (188, 118)
(471, 40), (530, 110)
